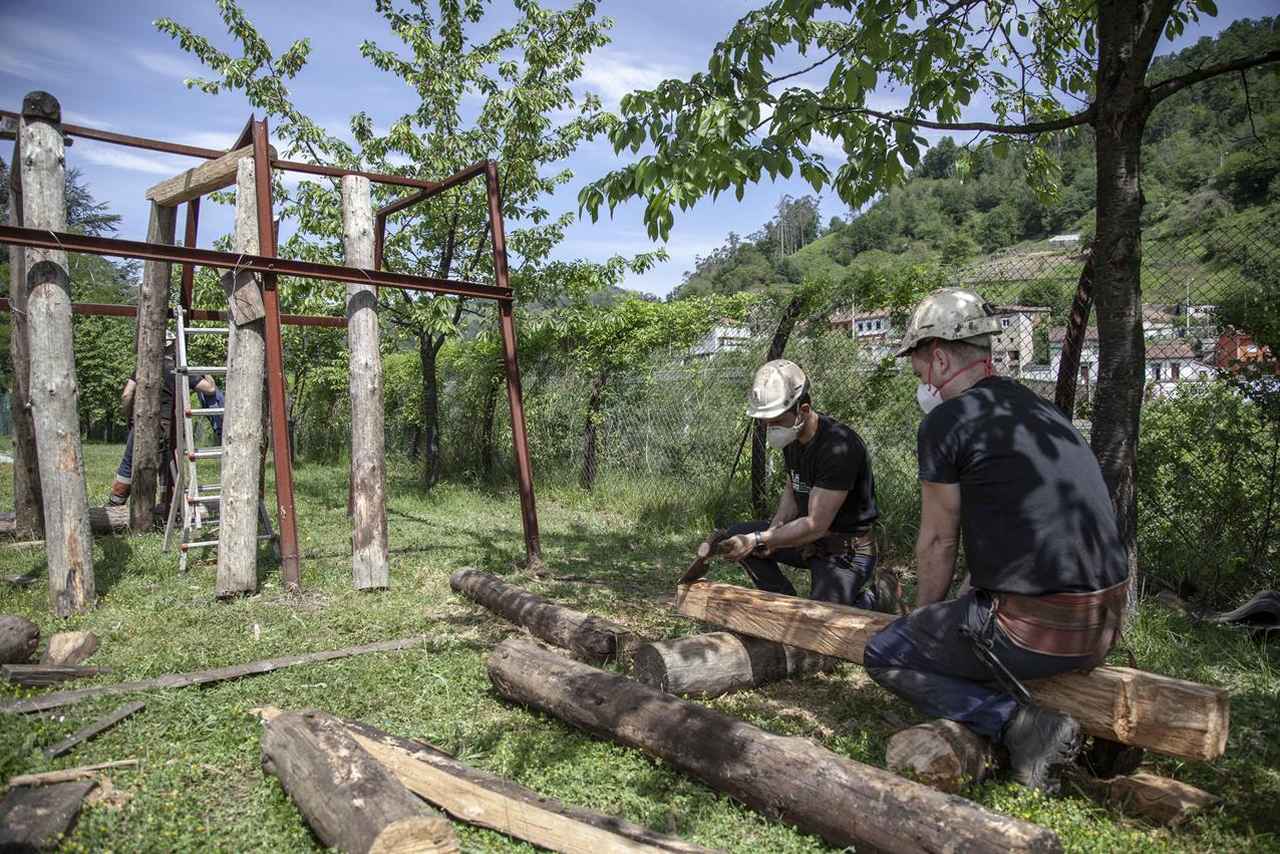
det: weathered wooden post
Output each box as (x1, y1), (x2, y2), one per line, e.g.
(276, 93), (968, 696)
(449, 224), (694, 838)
(18, 92), (94, 615)
(215, 158), (268, 598)
(341, 175), (389, 589)
(129, 202), (178, 531)
(6, 118), (43, 539)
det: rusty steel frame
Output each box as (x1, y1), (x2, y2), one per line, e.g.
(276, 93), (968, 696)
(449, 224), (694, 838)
(1, 108), (543, 579)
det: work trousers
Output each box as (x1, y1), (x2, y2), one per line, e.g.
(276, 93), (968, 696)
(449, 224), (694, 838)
(725, 520), (876, 608)
(862, 590), (1097, 739)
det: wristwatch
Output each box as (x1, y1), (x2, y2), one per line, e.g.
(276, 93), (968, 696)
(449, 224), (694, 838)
(752, 530), (765, 552)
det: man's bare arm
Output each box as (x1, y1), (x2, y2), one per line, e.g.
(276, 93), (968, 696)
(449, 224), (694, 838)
(915, 480), (961, 608)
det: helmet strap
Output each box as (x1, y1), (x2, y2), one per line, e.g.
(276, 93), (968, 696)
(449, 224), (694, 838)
(928, 343), (992, 395)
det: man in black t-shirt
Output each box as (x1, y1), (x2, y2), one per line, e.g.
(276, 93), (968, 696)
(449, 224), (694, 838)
(719, 359), (895, 610)
(862, 288), (1129, 795)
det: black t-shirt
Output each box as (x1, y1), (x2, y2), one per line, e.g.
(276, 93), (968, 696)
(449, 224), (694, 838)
(782, 413), (879, 533)
(917, 377), (1128, 595)
(131, 358), (200, 415)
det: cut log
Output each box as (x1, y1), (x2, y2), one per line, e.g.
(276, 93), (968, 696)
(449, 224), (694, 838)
(44, 701), (145, 759)
(20, 92), (95, 617)
(7, 760), (138, 787)
(3, 664), (113, 687)
(487, 638), (1062, 854)
(216, 158), (268, 598)
(343, 175), (390, 591)
(0, 781), (96, 850)
(631, 631), (837, 698)
(144, 143), (274, 207)
(1, 507), (130, 537)
(260, 710), (458, 853)
(886, 720), (997, 793)
(0, 614), (40, 664)
(1, 636), (428, 715)
(41, 630), (98, 666)
(333, 715), (719, 854)
(676, 581), (1230, 762)
(1100, 772), (1220, 827)
(450, 569), (642, 665)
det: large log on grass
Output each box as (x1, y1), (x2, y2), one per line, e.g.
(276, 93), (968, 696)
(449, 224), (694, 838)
(0, 614), (39, 664)
(451, 569), (641, 664)
(488, 638), (1062, 854)
(676, 582), (1230, 762)
(261, 709), (458, 853)
(631, 631), (837, 698)
(0, 780), (96, 850)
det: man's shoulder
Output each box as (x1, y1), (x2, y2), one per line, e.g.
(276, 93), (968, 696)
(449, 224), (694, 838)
(818, 414), (866, 448)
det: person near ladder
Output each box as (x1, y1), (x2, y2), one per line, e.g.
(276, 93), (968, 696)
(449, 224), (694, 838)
(108, 330), (222, 507)
(862, 287), (1129, 794)
(718, 359), (898, 611)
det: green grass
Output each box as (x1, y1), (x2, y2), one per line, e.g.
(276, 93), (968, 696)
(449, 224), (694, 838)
(2, 444), (1279, 852)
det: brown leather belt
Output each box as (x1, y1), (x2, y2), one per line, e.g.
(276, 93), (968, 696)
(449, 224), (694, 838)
(994, 578), (1129, 661)
(802, 528), (875, 559)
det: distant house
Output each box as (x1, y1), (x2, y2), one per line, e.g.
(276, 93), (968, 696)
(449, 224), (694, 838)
(829, 308), (898, 360)
(1212, 331), (1271, 370)
(688, 320), (752, 359)
(990, 305), (1051, 377)
(1048, 233), (1081, 245)
(1045, 325), (1214, 398)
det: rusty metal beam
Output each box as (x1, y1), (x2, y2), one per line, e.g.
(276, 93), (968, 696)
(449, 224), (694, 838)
(375, 161), (488, 218)
(254, 118), (302, 592)
(0, 225), (512, 301)
(0, 298), (346, 328)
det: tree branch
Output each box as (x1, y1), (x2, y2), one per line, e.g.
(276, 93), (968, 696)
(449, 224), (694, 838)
(1148, 48), (1280, 106)
(818, 103), (1095, 134)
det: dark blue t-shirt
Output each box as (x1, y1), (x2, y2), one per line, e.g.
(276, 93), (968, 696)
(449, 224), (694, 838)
(917, 377), (1128, 595)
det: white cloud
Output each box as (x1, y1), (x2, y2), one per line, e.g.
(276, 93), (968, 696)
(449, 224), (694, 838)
(579, 50), (689, 108)
(133, 49), (201, 81)
(63, 111), (115, 130)
(175, 130), (244, 151)
(75, 141), (186, 176)
(0, 45), (40, 80)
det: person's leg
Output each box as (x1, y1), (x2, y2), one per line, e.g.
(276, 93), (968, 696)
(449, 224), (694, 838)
(808, 549), (876, 608)
(109, 429), (134, 506)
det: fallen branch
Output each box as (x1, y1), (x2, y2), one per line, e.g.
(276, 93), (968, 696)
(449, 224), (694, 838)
(7, 759), (139, 788)
(44, 701), (145, 759)
(0, 636), (429, 715)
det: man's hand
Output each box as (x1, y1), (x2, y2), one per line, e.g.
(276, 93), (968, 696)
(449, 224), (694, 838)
(721, 532), (765, 561)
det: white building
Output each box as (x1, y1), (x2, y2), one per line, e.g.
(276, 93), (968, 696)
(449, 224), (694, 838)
(1048, 233), (1081, 245)
(687, 321), (752, 359)
(1045, 326), (1215, 397)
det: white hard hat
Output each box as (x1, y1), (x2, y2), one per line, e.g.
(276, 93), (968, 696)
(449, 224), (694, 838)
(895, 288), (1003, 357)
(747, 359), (808, 419)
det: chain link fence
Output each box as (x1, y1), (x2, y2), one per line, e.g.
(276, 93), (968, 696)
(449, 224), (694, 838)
(441, 219), (1279, 608)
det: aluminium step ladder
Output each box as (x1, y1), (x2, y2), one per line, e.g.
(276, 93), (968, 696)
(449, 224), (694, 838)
(163, 305), (277, 571)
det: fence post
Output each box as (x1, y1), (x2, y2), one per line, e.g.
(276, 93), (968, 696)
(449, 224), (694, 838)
(130, 202), (178, 532)
(341, 175), (389, 589)
(216, 158), (267, 598)
(19, 91), (95, 616)
(7, 117), (44, 539)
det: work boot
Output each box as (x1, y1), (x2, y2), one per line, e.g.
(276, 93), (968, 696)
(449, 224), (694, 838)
(107, 478), (130, 507)
(870, 566), (906, 615)
(1000, 704), (1083, 794)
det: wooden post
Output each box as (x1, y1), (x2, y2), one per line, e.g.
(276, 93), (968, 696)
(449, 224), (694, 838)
(216, 158), (267, 598)
(341, 175), (389, 590)
(631, 631), (838, 698)
(19, 91), (94, 616)
(7, 129), (43, 539)
(488, 638), (1063, 854)
(129, 202), (177, 532)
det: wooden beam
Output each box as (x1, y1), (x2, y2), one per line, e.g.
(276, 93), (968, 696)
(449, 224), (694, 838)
(0, 636), (428, 715)
(143, 144), (274, 207)
(488, 638), (1063, 853)
(631, 632), (838, 698)
(3, 664), (112, 687)
(676, 582), (1230, 762)
(44, 701), (145, 759)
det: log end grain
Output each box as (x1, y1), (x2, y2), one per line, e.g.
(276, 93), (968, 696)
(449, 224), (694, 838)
(42, 630), (99, 666)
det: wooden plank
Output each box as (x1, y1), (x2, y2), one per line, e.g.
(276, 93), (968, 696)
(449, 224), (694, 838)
(143, 144), (272, 207)
(20, 96), (95, 616)
(0, 781), (95, 850)
(220, 268), (265, 326)
(44, 701), (145, 759)
(676, 582), (1230, 762)
(488, 638), (1062, 854)
(261, 710), (458, 853)
(7, 759), (138, 787)
(1, 636), (428, 715)
(335, 715), (721, 854)
(3, 664), (112, 687)
(342, 175), (390, 590)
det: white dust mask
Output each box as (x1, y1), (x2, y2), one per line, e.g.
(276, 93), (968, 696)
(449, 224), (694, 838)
(766, 414), (805, 449)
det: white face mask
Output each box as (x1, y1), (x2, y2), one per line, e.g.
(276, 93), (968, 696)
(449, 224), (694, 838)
(916, 382), (943, 415)
(766, 413), (805, 449)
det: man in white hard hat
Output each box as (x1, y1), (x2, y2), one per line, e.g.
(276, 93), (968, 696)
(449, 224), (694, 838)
(861, 287), (1129, 794)
(718, 358), (894, 610)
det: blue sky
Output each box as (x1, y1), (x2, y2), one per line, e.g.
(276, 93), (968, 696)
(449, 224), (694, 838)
(1, 0), (1273, 297)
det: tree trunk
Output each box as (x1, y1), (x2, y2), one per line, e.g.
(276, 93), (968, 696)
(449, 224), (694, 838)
(752, 294), (807, 517)
(487, 638), (1063, 854)
(260, 710), (458, 854)
(7, 135), (43, 540)
(0, 614), (39, 664)
(480, 374), (499, 481)
(1091, 1), (1161, 602)
(20, 94), (95, 617)
(342, 175), (389, 590)
(631, 631), (837, 698)
(418, 331), (443, 488)
(130, 202), (177, 532)
(1053, 246), (1095, 418)
(579, 371), (608, 491)
(216, 158), (267, 598)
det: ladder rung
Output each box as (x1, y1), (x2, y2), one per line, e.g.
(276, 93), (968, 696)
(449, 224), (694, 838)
(187, 494), (220, 504)
(178, 366), (228, 375)
(188, 448), (223, 460)
(187, 407), (225, 417)
(186, 327), (230, 335)
(198, 483), (221, 492)
(181, 533), (273, 551)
